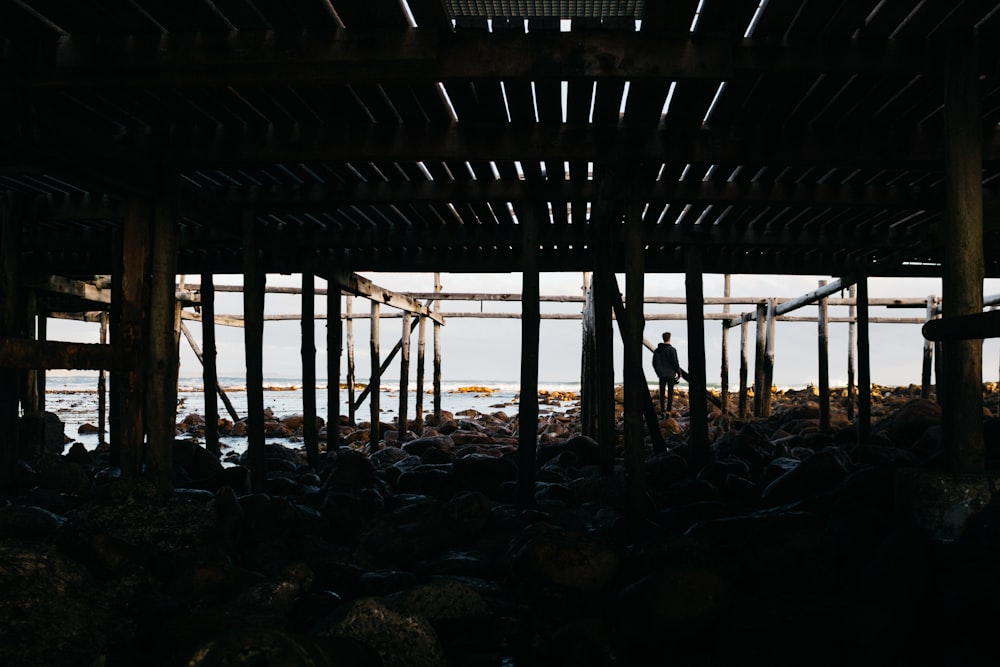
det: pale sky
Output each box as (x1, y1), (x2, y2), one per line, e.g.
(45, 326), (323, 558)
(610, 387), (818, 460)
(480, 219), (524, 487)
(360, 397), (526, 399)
(46, 272), (1000, 389)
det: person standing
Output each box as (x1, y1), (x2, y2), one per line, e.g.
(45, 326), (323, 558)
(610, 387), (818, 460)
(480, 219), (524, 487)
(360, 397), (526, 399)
(652, 332), (688, 414)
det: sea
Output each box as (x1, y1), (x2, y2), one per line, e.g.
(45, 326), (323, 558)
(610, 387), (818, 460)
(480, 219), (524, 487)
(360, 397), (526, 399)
(43, 374), (587, 453)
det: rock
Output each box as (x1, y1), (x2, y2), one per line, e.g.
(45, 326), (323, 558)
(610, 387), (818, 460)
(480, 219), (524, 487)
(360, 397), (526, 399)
(646, 453), (687, 486)
(173, 439), (224, 483)
(187, 628), (380, 667)
(761, 446), (852, 507)
(34, 452), (90, 495)
(77, 422), (99, 434)
(63, 441), (93, 465)
(402, 435), (455, 456)
(327, 449), (377, 489)
(0, 504), (66, 541)
(18, 411), (67, 458)
(872, 398), (941, 447)
(504, 522), (620, 593)
(312, 596), (446, 667)
(611, 568), (730, 639)
(451, 453), (517, 494)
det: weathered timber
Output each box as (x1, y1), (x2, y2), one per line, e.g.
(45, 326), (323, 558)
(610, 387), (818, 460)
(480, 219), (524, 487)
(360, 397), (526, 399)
(369, 300), (381, 445)
(433, 273), (442, 422)
(338, 272), (444, 324)
(594, 269), (616, 476)
(119, 200), (150, 479)
(415, 311), (427, 427)
(98, 312), (107, 445)
(763, 298), (777, 416)
(942, 27), (985, 472)
(399, 312), (412, 435)
(922, 309), (1000, 341)
(847, 284), (857, 421)
(0, 204), (20, 492)
(739, 316), (750, 419)
(921, 296), (935, 398)
(857, 277), (872, 443)
(0, 338), (120, 370)
(199, 274), (220, 455)
(818, 280), (831, 431)
(327, 282), (342, 449)
(753, 302), (767, 416)
(720, 274), (731, 412)
(145, 199), (180, 492)
(351, 301), (434, 411)
(685, 248), (710, 471)
(623, 187), (647, 515)
(302, 269), (319, 468)
(346, 296), (356, 425)
(243, 215), (267, 493)
(517, 209), (540, 511)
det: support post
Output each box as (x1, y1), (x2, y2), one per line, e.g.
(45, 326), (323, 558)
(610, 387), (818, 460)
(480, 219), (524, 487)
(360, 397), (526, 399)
(847, 284), (857, 421)
(199, 273), (219, 455)
(370, 300), (381, 445)
(580, 273), (596, 439)
(243, 213), (267, 493)
(327, 279), (342, 449)
(433, 272), (443, 422)
(720, 274), (731, 413)
(346, 296), (356, 425)
(623, 186), (646, 515)
(36, 308), (46, 412)
(399, 312), (412, 436)
(0, 197), (20, 493)
(685, 248), (710, 472)
(416, 309), (427, 431)
(942, 27), (985, 472)
(98, 312), (108, 446)
(921, 295), (935, 400)
(119, 199), (151, 479)
(857, 276), (872, 444)
(818, 280), (831, 431)
(302, 268), (319, 468)
(517, 209), (540, 511)
(145, 194), (180, 491)
(763, 297), (776, 416)
(594, 269), (616, 476)
(739, 316), (750, 419)
(754, 302), (767, 416)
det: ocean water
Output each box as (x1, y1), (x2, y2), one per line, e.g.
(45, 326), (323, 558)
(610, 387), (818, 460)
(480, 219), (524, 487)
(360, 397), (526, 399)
(43, 374), (586, 452)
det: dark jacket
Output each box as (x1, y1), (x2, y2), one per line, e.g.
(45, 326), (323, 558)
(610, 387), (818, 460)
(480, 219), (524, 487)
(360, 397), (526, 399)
(652, 342), (683, 383)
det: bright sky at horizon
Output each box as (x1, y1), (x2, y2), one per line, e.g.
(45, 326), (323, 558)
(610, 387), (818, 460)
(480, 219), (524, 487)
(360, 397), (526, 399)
(44, 272), (1000, 391)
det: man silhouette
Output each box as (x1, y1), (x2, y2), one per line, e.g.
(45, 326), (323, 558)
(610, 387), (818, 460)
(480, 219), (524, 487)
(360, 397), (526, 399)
(652, 332), (688, 414)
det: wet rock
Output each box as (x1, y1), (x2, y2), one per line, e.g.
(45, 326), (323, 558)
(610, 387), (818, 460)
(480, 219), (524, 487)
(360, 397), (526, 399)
(187, 628), (380, 667)
(77, 422), (100, 435)
(312, 596), (446, 667)
(327, 449), (377, 489)
(18, 410), (67, 458)
(873, 398), (941, 447)
(63, 441), (93, 465)
(0, 504), (66, 541)
(173, 439), (224, 484)
(611, 567), (730, 640)
(34, 452), (90, 495)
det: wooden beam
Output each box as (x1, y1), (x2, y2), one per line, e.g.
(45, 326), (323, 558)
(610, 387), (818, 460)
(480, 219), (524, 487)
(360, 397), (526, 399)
(327, 279), (342, 449)
(517, 205), (540, 511)
(335, 272), (445, 324)
(11, 30), (971, 89)
(369, 300), (381, 445)
(818, 280), (831, 431)
(302, 268), (319, 468)
(623, 184), (647, 514)
(119, 199), (150, 479)
(857, 277), (872, 443)
(399, 312), (411, 436)
(243, 213), (267, 493)
(0, 337), (119, 370)
(685, 248), (710, 470)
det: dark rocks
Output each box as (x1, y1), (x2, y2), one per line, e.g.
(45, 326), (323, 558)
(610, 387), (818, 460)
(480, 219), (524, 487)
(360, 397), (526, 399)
(504, 522), (620, 593)
(761, 446), (852, 507)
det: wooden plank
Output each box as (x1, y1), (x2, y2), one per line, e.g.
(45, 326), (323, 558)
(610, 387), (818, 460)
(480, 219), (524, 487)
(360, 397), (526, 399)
(336, 272), (444, 323)
(98, 313), (107, 445)
(198, 274), (220, 454)
(1, 200), (22, 493)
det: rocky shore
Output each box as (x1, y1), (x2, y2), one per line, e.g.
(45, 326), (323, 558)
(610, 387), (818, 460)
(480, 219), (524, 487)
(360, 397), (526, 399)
(3, 385), (1000, 666)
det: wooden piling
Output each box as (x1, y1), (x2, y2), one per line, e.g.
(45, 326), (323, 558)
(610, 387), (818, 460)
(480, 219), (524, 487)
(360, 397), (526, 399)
(921, 295), (935, 399)
(857, 276), (872, 444)
(36, 307), (46, 412)
(754, 302), (767, 416)
(739, 316), (749, 418)
(399, 312), (411, 436)
(327, 279), (341, 449)
(199, 274), (219, 455)
(594, 269), (616, 476)
(720, 274), (731, 412)
(685, 248), (710, 471)
(119, 199), (151, 479)
(145, 196), (180, 491)
(346, 296), (356, 425)
(0, 199), (20, 492)
(109, 229), (122, 466)
(243, 214), (267, 493)
(302, 269), (319, 468)
(517, 211), (540, 511)
(98, 312), (107, 446)
(623, 188), (647, 515)
(370, 300), (381, 445)
(433, 272), (442, 422)
(416, 311), (426, 428)
(942, 27), (985, 472)
(818, 280), (830, 430)
(762, 298), (776, 416)
(847, 284), (857, 421)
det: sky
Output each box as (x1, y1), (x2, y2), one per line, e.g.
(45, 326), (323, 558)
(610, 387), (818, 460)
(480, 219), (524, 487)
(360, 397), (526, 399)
(46, 272), (1000, 390)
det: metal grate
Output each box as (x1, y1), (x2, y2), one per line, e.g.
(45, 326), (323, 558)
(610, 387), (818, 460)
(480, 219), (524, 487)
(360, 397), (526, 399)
(445, 1), (645, 19)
